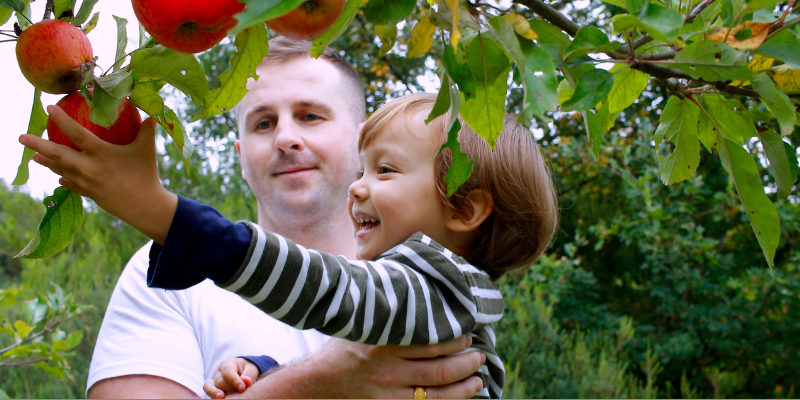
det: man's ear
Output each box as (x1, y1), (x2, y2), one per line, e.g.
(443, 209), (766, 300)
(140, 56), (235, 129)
(444, 190), (493, 233)
(235, 139), (247, 179)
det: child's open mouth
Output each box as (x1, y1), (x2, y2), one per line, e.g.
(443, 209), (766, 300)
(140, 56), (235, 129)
(356, 217), (380, 238)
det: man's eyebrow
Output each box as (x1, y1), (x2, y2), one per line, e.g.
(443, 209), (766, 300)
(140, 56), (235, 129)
(295, 100), (334, 115)
(244, 105), (271, 122)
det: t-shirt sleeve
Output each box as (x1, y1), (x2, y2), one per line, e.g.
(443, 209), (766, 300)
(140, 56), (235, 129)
(148, 195), (252, 290)
(86, 242), (206, 398)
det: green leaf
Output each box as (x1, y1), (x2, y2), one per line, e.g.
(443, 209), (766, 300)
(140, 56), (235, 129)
(0, 386), (8, 399)
(63, 330), (83, 350)
(0, 0), (24, 14)
(0, 6), (12, 26)
(561, 69), (614, 112)
(489, 16), (557, 121)
(700, 94), (751, 143)
(751, 74), (796, 136)
(721, 0), (746, 26)
(15, 0), (30, 30)
(672, 40), (755, 82)
(375, 24), (397, 57)
(440, 119), (474, 196)
(15, 187), (84, 259)
(586, 103), (612, 158)
(129, 45), (209, 108)
(654, 96), (702, 185)
(563, 27), (620, 61)
(786, 141), (799, 184)
(25, 298), (46, 325)
(557, 78), (574, 104)
(81, 12), (99, 34)
(191, 23), (269, 121)
(626, 0), (647, 14)
(72, 0), (98, 26)
(311, 0), (361, 58)
(612, 2), (683, 44)
(231, 0), (306, 34)
(607, 64), (649, 115)
(131, 87), (192, 161)
(363, 0), (415, 25)
(12, 89), (48, 186)
(460, 35), (511, 149)
(755, 30), (800, 70)
(112, 15), (128, 72)
(34, 362), (66, 379)
(742, 0), (783, 14)
(53, 0), (74, 20)
(442, 44), (476, 99)
(14, 320), (31, 339)
(601, 0), (626, 9)
(407, 16), (436, 58)
(426, 69), (460, 132)
(528, 19), (570, 59)
(89, 71), (133, 128)
(758, 129), (794, 199)
(717, 137), (780, 269)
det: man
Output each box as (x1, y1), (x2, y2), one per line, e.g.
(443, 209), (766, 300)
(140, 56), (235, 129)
(85, 38), (485, 398)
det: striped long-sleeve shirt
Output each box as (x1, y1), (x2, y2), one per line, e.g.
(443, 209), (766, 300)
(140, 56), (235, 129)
(147, 196), (506, 398)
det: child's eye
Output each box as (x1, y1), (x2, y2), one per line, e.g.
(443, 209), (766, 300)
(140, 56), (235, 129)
(378, 165), (393, 174)
(356, 170), (364, 179)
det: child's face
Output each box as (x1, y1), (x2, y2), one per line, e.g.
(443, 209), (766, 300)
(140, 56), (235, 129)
(347, 114), (450, 260)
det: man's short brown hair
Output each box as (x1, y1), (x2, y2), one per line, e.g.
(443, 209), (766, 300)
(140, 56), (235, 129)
(360, 93), (558, 280)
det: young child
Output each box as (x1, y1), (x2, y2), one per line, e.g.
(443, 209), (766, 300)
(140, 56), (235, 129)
(25, 93), (558, 399)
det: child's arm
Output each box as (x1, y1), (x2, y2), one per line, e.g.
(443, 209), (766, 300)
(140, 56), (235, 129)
(19, 106), (177, 244)
(203, 356), (274, 399)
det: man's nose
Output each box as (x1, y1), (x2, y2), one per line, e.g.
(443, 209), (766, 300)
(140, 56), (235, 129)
(273, 120), (304, 153)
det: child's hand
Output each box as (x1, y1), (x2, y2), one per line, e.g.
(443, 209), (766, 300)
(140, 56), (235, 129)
(203, 358), (260, 399)
(18, 106), (177, 244)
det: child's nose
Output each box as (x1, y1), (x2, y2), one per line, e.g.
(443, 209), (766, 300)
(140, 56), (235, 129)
(348, 178), (368, 200)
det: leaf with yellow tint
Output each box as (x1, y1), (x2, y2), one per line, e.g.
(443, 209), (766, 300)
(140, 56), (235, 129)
(407, 16), (436, 58)
(706, 21), (771, 50)
(769, 65), (800, 93)
(444, 0), (460, 48)
(505, 13), (538, 39)
(731, 54), (774, 86)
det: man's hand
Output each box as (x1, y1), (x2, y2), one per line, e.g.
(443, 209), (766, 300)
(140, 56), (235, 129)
(228, 336), (485, 399)
(19, 106), (177, 244)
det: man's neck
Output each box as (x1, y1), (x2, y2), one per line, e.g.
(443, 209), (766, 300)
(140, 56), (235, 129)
(257, 207), (357, 259)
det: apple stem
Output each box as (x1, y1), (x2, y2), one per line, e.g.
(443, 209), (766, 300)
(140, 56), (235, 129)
(0, 32), (17, 38)
(101, 48), (142, 77)
(43, 0), (55, 19)
(0, 39), (18, 43)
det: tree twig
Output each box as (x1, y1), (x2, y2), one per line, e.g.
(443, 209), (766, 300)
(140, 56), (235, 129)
(0, 320), (60, 355)
(515, 0), (581, 36)
(686, 0), (718, 24)
(0, 358), (49, 368)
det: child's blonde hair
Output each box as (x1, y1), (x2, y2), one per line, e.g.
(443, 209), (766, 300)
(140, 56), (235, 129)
(360, 93), (558, 280)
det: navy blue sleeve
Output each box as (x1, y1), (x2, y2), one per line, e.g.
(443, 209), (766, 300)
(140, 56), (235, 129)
(239, 356), (279, 376)
(147, 195), (253, 290)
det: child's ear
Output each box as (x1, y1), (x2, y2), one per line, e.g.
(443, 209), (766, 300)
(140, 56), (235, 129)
(445, 190), (493, 232)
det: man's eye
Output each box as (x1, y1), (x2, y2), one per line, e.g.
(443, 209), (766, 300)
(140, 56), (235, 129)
(256, 120), (273, 130)
(304, 114), (319, 122)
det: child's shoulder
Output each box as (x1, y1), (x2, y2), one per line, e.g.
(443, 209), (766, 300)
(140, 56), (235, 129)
(381, 232), (490, 277)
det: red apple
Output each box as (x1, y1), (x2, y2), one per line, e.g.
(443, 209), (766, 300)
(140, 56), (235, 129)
(16, 19), (94, 94)
(48, 90), (143, 151)
(132, 0), (245, 54)
(266, 0), (346, 41)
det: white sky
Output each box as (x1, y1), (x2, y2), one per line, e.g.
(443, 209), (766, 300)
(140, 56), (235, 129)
(1, 1), (141, 199)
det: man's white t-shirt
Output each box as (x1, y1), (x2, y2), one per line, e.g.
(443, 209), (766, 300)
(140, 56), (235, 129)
(87, 242), (330, 397)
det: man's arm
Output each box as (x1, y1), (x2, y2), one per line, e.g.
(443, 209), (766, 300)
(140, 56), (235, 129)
(88, 375), (198, 399)
(228, 337), (485, 399)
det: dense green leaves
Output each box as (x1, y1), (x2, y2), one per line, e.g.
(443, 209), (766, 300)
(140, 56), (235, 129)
(612, 1), (683, 43)
(15, 187), (84, 259)
(130, 87), (192, 160)
(231, 0), (305, 34)
(561, 69), (614, 112)
(12, 89), (47, 186)
(192, 24), (269, 121)
(563, 27), (619, 61)
(363, 0), (415, 25)
(426, 69), (460, 132)
(654, 96), (701, 185)
(672, 41), (755, 82)
(129, 45), (209, 108)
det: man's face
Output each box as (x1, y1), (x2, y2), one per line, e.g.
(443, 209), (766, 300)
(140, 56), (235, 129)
(235, 57), (361, 225)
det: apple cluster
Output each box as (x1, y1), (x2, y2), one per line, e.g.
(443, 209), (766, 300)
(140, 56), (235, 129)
(16, 18), (141, 150)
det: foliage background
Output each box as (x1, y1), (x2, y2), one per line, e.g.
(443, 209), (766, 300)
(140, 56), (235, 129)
(1, 0), (799, 397)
